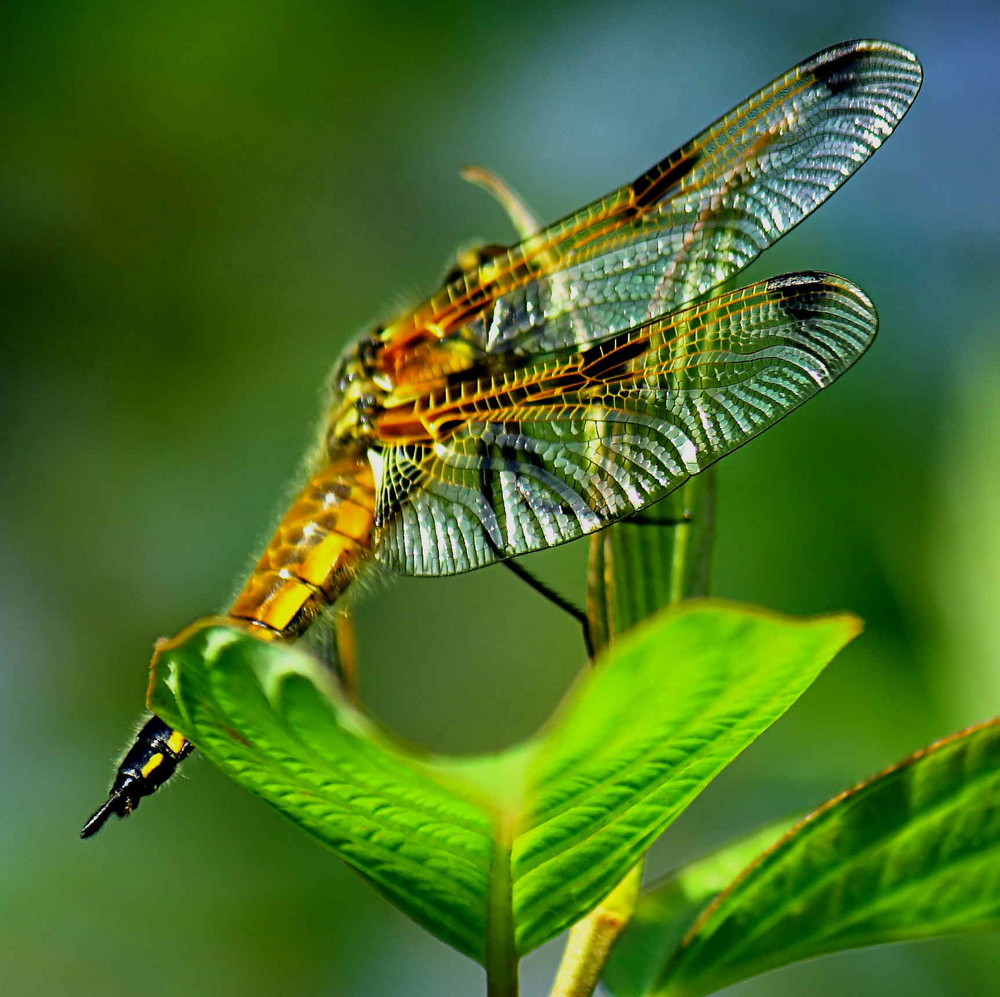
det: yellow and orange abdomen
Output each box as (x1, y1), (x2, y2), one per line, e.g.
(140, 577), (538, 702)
(228, 450), (376, 637)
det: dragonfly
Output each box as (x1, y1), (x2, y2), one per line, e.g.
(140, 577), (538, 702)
(81, 39), (921, 837)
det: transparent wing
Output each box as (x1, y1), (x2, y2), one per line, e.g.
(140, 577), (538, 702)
(378, 40), (919, 387)
(373, 272), (877, 576)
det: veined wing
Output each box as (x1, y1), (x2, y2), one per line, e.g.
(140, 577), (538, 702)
(373, 272), (877, 576)
(378, 40), (918, 386)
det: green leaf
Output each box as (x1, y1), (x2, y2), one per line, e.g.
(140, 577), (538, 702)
(149, 601), (857, 971)
(510, 603), (856, 954)
(611, 718), (1000, 997)
(602, 818), (798, 997)
(151, 626), (501, 959)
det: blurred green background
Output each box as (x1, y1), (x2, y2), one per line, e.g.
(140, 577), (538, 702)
(3, 1), (999, 994)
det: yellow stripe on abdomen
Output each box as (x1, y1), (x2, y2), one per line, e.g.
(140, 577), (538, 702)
(140, 753), (164, 778)
(228, 451), (376, 637)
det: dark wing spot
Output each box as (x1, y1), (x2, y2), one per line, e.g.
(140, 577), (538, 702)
(811, 45), (864, 96)
(767, 271), (832, 322)
(499, 438), (575, 518)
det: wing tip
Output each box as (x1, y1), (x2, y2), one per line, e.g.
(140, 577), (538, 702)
(765, 271), (879, 360)
(806, 39), (923, 103)
(765, 269), (870, 302)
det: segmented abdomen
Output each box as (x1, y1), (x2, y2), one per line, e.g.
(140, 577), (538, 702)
(228, 449), (376, 637)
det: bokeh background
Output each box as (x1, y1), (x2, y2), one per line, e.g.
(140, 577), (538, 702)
(3, 1), (999, 994)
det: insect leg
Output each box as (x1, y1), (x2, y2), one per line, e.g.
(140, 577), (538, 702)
(622, 512), (693, 527)
(499, 557), (594, 660)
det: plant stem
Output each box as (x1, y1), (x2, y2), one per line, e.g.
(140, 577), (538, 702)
(550, 472), (717, 997)
(486, 815), (519, 997)
(549, 864), (642, 997)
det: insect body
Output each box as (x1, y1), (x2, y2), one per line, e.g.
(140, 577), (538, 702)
(82, 39), (922, 837)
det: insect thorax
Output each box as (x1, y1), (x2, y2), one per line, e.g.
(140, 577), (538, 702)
(326, 330), (390, 450)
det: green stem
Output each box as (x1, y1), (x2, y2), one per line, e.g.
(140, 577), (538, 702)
(486, 815), (519, 997)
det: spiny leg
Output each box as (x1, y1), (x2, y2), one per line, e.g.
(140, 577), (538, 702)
(493, 507), (698, 661)
(499, 557), (594, 660)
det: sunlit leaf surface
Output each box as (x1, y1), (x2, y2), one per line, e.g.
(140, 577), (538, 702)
(149, 602), (856, 967)
(601, 818), (797, 997)
(607, 718), (1000, 997)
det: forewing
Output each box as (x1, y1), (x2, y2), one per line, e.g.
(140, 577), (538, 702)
(380, 40), (919, 381)
(374, 272), (877, 576)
